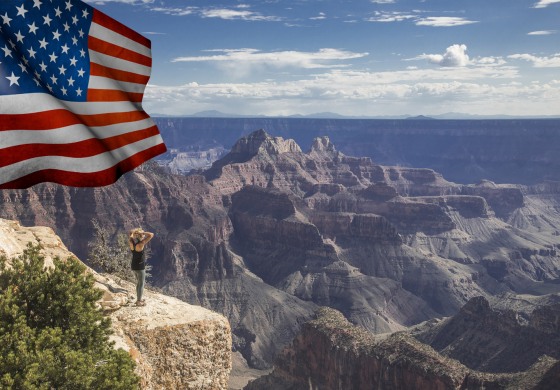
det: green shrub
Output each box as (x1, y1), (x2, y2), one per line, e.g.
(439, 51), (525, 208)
(0, 244), (139, 390)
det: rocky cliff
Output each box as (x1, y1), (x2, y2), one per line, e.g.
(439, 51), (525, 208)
(2, 129), (560, 378)
(0, 218), (232, 390)
(245, 307), (560, 390)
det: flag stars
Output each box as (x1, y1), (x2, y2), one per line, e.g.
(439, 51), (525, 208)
(65, 0), (73, 11)
(28, 22), (39, 34)
(50, 74), (57, 84)
(18, 62), (28, 73)
(78, 28), (84, 38)
(1, 12), (13, 26)
(77, 68), (85, 77)
(71, 14), (78, 25)
(67, 76), (75, 86)
(76, 87), (82, 96)
(28, 47), (37, 58)
(71, 36), (78, 45)
(54, 7), (62, 18)
(49, 51), (58, 62)
(33, 0), (42, 10)
(1, 45), (12, 58)
(82, 8), (89, 19)
(63, 21), (70, 32)
(14, 31), (25, 43)
(38, 38), (48, 49)
(69, 56), (77, 66)
(39, 61), (47, 72)
(61, 86), (67, 95)
(15, 4), (28, 18)
(43, 14), (52, 26)
(6, 72), (20, 86)
(52, 29), (61, 40)
(58, 64), (66, 75)
(61, 43), (69, 54)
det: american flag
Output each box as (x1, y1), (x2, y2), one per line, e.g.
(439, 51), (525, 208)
(0, 0), (166, 189)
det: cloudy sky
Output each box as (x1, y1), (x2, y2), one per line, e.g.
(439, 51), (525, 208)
(87, 0), (560, 117)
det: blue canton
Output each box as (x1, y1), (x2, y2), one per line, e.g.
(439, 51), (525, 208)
(0, 0), (93, 101)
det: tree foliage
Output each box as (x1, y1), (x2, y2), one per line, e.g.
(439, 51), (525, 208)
(0, 244), (139, 389)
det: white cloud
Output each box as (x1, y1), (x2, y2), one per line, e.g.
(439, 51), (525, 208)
(150, 7), (196, 16)
(413, 44), (470, 67)
(200, 8), (281, 21)
(533, 0), (560, 8)
(370, 0), (396, 3)
(366, 12), (416, 22)
(310, 12), (327, 20)
(509, 53), (560, 67)
(171, 48), (369, 70)
(528, 30), (557, 35)
(416, 17), (478, 27)
(85, 0), (152, 4)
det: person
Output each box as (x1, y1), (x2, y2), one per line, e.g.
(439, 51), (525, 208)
(129, 228), (154, 306)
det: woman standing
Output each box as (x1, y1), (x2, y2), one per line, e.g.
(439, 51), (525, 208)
(129, 228), (154, 306)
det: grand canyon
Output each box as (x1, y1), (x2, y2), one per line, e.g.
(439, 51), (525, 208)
(2, 118), (560, 388)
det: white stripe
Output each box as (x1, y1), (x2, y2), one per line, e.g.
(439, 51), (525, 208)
(89, 76), (147, 94)
(89, 50), (151, 76)
(0, 118), (156, 149)
(0, 135), (164, 185)
(0, 94), (144, 115)
(89, 22), (152, 58)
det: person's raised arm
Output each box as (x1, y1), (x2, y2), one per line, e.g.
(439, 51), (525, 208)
(141, 232), (154, 244)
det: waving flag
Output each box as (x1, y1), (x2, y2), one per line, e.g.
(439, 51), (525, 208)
(0, 0), (166, 189)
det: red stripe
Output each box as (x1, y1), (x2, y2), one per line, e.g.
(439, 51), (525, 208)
(87, 89), (144, 103)
(90, 63), (150, 84)
(88, 36), (152, 67)
(92, 10), (151, 49)
(0, 143), (167, 189)
(0, 110), (150, 131)
(0, 126), (161, 168)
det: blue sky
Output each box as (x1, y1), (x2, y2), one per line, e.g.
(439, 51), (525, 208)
(86, 0), (560, 117)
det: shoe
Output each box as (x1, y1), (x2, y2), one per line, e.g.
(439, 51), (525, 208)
(135, 300), (146, 306)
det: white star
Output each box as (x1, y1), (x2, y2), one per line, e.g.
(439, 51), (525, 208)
(76, 87), (82, 96)
(67, 76), (75, 86)
(8, 39), (16, 49)
(43, 14), (52, 26)
(47, 84), (53, 92)
(69, 56), (77, 66)
(61, 86), (68, 95)
(33, 77), (41, 86)
(78, 29), (84, 38)
(21, 56), (29, 66)
(15, 4), (28, 18)
(82, 8), (89, 18)
(28, 47), (37, 58)
(50, 74), (57, 84)
(71, 36), (78, 45)
(38, 38), (48, 49)
(71, 15), (78, 25)
(6, 72), (20, 86)
(14, 30), (25, 43)
(18, 62), (28, 73)
(28, 22), (39, 34)
(79, 48), (85, 57)
(58, 64), (66, 75)
(61, 43), (69, 54)
(77, 68), (85, 77)
(49, 52), (58, 62)
(54, 7), (62, 18)
(65, 0), (73, 11)
(33, 0), (42, 9)
(39, 61), (47, 72)
(1, 12), (12, 26)
(1, 45), (12, 58)
(52, 29), (61, 40)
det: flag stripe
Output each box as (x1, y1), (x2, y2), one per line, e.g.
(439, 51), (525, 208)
(88, 36), (152, 67)
(1, 119), (156, 149)
(1, 135), (164, 184)
(87, 89), (144, 102)
(90, 63), (150, 84)
(1, 126), (161, 167)
(0, 109), (150, 131)
(89, 50), (151, 76)
(89, 21), (152, 58)
(91, 9), (151, 49)
(89, 76), (147, 94)
(0, 143), (166, 189)
(0, 95), (143, 115)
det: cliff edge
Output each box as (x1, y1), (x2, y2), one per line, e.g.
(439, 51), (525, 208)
(0, 218), (232, 390)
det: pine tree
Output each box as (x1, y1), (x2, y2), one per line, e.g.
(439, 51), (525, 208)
(0, 244), (140, 389)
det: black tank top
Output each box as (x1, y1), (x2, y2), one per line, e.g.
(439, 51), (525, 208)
(131, 240), (145, 270)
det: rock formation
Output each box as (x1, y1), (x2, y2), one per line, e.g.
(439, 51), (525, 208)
(245, 307), (560, 390)
(0, 218), (232, 390)
(2, 129), (560, 379)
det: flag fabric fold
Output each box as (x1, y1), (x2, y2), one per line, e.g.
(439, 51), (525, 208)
(0, 0), (166, 189)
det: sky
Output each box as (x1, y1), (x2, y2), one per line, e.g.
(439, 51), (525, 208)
(85, 0), (560, 117)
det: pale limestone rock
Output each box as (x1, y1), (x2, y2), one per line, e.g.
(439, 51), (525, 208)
(0, 218), (232, 390)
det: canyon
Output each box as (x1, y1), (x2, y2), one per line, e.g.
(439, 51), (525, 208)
(2, 125), (560, 387)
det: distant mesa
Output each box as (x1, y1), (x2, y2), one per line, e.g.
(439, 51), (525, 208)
(405, 115), (436, 120)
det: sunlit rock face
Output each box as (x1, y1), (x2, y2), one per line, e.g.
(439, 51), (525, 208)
(0, 218), (232, 390)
